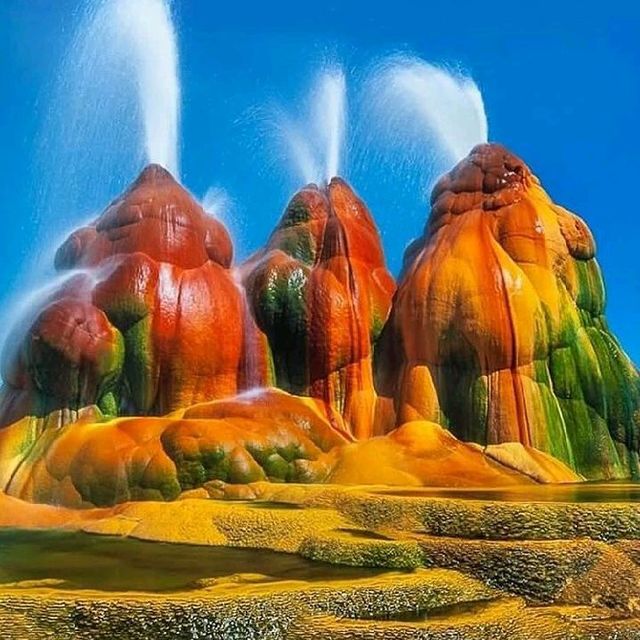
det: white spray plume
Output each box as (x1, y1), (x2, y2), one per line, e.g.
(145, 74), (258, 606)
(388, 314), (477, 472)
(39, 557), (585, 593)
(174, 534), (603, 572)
(314, 69), (347, 181)
(3, 0), (182, 370)
(202, 186), (248, 257)
(38, 0), (181, 229)
(359, 55), (488, 197)
(202, 187), (233, 220)
(274, 66), (347, 184)
(109, 0), (181, 174)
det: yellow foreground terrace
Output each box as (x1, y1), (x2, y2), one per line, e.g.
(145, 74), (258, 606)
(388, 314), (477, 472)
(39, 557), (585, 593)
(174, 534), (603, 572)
(1, 483), (640, 639)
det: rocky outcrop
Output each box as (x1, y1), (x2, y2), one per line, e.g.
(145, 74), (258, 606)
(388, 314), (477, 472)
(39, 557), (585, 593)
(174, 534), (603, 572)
(0, 389), (579, 507)
(0, 389), (348, 507)
(327, 421), (579, 487)
(0, 145), (636, 500)
(0, 165), (255, 425)
(377, 144), (640, 479)
(243, 178), (395, 438)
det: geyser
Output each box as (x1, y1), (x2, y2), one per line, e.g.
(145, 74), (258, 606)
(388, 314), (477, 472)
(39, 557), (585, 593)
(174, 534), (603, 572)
(118, 0), (180, 173)
(360, 55), (488, 191)
(12, 0), (182, 374)
(81, 0), (181, 174)
(317, 69), (347, 182)
(275, 66), (347, 184)
(37, 0), (180, 233)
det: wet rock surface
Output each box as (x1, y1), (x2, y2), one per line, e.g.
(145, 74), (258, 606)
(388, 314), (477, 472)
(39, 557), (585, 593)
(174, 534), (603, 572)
(242, 178), (395, 438)
(377, 144), (640, 480)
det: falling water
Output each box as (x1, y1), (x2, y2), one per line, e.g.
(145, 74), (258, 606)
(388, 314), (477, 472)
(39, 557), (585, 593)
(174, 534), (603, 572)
(274, 66), (347, 184)
(231, 270), (263, 391)
(202, 186), (246, 250)
(0, 264), (117, 382)
(345, 54), (489, 274)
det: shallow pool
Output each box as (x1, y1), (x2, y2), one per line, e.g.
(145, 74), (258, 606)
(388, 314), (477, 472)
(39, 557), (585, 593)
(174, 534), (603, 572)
(0, 529), (386, 593)
(373, 482), (640, 503)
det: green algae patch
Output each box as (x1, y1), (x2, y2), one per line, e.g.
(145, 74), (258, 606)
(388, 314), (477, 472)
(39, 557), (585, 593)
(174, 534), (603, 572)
(336, 491), (640, 541)
(299, 529), (423, 569)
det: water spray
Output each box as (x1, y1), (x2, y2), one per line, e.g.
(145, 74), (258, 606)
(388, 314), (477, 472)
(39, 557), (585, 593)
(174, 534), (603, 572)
(275, 66), (348, 185)
(358, 54), (488, 197)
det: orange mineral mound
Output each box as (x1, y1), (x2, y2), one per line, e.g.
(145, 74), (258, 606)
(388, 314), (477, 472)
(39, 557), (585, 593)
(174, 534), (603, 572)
(328, 421), (578, 487)
(55, 164), (233, 270)
(243, 178), (396, 439)
(0, 148), (627, 505)
(377, 143), (640, 479)
(0, 388), (578, 508)
(0, 389), (348, 507)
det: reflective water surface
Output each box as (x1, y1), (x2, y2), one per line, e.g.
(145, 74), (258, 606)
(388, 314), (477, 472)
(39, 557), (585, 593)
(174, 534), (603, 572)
(0, 529), (386, 593)
(374, 481), (640, 503)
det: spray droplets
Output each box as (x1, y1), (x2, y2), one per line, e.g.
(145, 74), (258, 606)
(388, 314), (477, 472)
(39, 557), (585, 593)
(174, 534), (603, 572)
(108, 0), (181, 175)
(270, 56), (487, 191)
(316, 69), (347, 182)
(274, 66), (348, 185)
(363, 55), (488, 171)
(42, 0), (180, 217)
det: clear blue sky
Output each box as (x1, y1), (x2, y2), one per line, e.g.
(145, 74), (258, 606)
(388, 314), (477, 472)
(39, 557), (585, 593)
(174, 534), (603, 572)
(1, 1), (639, 360)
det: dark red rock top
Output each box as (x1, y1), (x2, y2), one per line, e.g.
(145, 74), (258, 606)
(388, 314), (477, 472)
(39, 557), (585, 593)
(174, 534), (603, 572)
(428, 144), (535, 234)
(55, 164), (233, 271)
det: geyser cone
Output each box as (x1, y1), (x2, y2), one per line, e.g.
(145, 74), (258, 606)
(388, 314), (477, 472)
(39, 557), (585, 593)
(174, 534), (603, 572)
(378, 142), (640, 480)
(0, 164), (587, 508)
(55, 164), (232, 271)
(0, 165), (254, 425)
(243, 177), (396, 439)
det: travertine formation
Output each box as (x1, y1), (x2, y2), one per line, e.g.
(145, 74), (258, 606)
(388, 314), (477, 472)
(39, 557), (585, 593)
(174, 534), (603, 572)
(0, 165), (250, 426)
(242, 178), (396, 439)
(0, 389), (581, 507)
(377, 144), (640, 479)
(0, 143), (638, 505)
(0, 390), (348, 507)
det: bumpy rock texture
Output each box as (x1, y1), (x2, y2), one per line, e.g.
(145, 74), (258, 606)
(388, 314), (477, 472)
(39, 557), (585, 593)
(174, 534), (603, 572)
(0, 388), (580, 507)
(0, 165), (254, 426)
(0, 390), (349, 507)
(377, 144), (640, 479)
(0, 144), (637, 505)
(243, 178), (396, 439)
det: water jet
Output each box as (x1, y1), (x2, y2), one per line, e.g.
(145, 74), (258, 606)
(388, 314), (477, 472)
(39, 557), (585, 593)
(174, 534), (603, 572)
(36, 0), (180, 236)
(359, 54), (488, 197)
(274, 66), (347, 185)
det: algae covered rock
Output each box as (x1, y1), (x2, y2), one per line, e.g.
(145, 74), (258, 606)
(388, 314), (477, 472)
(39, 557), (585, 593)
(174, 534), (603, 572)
(0, 165), (253, 425)
(378, 143), (640, 479)
(0, 389), (347, 507)
(243, 178), (395, 439)
(1, 143), (638, 500)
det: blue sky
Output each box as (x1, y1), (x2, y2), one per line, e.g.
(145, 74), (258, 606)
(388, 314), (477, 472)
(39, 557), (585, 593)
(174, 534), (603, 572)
(1, 1), (639, 360)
